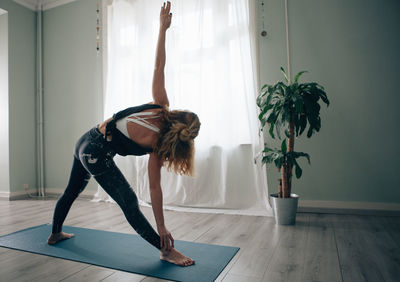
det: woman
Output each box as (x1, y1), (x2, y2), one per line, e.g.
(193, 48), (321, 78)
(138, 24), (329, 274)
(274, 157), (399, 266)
(47, 1), (199, 267)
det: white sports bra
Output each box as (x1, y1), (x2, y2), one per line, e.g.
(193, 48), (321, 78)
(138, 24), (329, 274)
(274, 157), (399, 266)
(116, 111), (160, 139)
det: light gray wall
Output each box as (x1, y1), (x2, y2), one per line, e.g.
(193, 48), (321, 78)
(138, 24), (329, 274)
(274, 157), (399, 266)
(41, 0), (400, 205)
(43, 0), (102, 192)
(0, 11), (9, 193)
(0, 0), (37, 195)
(261, 0), (400, 203)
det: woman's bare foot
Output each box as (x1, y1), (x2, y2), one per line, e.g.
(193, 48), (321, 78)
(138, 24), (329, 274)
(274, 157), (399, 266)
(47, 232), (74, 245)
(160, 248), (195, 266)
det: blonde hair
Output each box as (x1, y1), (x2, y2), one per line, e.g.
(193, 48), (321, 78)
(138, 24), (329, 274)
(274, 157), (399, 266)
(153, 108), (201, 176)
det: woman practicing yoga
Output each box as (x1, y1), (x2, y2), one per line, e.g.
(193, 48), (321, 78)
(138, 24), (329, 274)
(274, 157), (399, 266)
(47, 1), (199, 267)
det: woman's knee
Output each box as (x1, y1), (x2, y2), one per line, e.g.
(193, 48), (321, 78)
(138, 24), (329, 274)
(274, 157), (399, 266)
(64, 174), (90, 199)
(60, 189), (79, 202)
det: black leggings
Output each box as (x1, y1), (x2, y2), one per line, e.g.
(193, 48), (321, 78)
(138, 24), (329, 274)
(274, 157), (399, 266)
(51, 127), (161, 250)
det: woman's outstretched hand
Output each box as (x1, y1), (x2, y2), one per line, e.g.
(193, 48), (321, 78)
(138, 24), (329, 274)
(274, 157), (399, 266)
(160, 1), (172, 30)
(157, 224), (174, 251)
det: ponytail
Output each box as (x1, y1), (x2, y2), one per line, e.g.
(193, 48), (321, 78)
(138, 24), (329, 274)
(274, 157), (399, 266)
(154, 109), (201, 175)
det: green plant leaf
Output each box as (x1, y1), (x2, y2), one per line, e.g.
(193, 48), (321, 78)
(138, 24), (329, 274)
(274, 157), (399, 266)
(258, 107), (267, 121)
(294, 98), (303, 114)
(274, 156), (283, 168)
(280, 67), (289, 84)
(285, 84), (292, 98)
(293, 113), (300, 136)
(281, 139), (287, 154)
(266, 110), (276, 124)
(299, 114), (307, 135)
(293, 151), (311, 164)
(256, 95), (263, 107)
(319, 90), (330, 106)
(295, 161), (302, 178)
(263, 147), (274, 153)
(294, 70), (308, 83)
(265, 90), (273, 106)
(269, 121), (275, 139)
(307, 127), (314, 138)
(262, 155), (274, 165)
(258, 104), (273, 121)
(281, 108), (288, 123)
(278, 82), (287, 96)
(271, 94), (283, 105)
(275, 116), (282, 139)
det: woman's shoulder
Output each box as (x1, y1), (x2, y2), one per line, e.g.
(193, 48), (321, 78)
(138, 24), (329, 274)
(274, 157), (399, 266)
(146, 101), (169, 112)
(147, 101), (169, 110)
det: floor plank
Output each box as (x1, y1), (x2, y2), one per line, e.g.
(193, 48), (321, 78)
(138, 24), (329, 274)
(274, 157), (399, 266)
(60, 265), (115, 282)
(0, 250), (87, 282)
(194, 214), (260, 281)
(228, 215), (278, 278)
(223, 273), (262, 282)
(100, 270), (145, 282)
(261, 213), (310, 282)
(300, 214), (342, 282)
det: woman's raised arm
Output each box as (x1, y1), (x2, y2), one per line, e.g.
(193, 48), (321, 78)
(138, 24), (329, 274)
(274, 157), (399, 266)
(152, 1), (172, 107)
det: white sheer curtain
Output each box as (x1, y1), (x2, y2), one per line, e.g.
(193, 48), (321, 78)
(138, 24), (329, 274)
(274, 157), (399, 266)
(94, 0), (272, 216)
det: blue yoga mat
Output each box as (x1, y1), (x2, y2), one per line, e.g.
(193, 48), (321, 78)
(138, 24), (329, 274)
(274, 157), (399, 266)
(0, 224), (239, 282)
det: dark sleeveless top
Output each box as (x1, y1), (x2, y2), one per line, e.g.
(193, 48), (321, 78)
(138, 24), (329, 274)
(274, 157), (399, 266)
(104, 103), (163, 156)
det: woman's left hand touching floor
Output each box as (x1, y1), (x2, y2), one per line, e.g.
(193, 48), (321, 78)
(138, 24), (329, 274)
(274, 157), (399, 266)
(157, 224), (174, 251)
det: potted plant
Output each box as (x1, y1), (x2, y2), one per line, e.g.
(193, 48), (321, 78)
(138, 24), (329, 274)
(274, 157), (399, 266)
(256, 67), (329, 225)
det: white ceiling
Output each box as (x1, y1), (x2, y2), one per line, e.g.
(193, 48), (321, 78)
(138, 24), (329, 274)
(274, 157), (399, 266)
(13, 0), (78, 11)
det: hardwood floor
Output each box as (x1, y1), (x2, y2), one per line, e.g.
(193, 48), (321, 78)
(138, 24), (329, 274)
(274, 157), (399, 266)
(0, 199), (399, 282)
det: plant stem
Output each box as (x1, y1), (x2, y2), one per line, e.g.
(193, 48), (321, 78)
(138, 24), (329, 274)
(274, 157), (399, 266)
(281, 161), (288, 198)
(278, 178), (282, 198)
(287, 115), (295, 197)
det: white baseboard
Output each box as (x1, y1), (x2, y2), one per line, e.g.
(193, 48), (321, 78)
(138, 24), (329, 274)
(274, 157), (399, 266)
(0, 189), (37, 201)
(299, 199), (400, 211)
(41, 188), (96, 199)
(298, 199), (400, 216)
(0, 188), (96, 201)
(0, 191), (10, 200)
